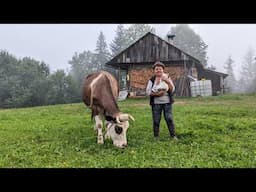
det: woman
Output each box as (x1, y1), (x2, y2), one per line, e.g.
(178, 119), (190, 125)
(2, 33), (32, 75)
(146, 61), (178, 140)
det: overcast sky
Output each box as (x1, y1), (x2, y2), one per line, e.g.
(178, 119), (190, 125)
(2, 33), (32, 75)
(1, 24), (256, 79)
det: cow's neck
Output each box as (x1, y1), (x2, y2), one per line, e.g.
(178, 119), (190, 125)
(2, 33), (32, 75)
(101, 99), (120, 118)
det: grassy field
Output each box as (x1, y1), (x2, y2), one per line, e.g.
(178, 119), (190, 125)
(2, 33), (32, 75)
(0, 94), (256, 168)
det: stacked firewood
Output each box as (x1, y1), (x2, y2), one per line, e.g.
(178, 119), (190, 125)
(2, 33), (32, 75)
(128, 66), (193, 97)
(129, 66), (184, 90)
(129, 69), (153, 90)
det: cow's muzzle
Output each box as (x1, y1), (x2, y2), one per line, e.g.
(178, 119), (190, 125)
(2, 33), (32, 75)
(115, 143), (127, 149)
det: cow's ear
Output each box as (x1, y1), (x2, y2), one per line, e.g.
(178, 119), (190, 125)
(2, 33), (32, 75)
(113, 117), (121, 124)
(105, 116), (112, 121)
(113, 118), (118, 123)
(105, 115), (115, 122)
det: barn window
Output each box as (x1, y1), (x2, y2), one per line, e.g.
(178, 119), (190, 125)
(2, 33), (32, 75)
(119, 69), (127, 90)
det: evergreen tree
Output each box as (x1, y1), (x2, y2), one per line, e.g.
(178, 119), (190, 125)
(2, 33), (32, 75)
(124, 24), (155, 47)
(95, 31), (110, 71)
(169, 24), (208, 66)
(240, 47), (256, 93)
(110, 24), (127, 57)
(224, 56), (237, 93)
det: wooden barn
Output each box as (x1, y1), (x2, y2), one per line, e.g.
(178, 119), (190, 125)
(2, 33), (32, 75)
(105, 32), (227, 97)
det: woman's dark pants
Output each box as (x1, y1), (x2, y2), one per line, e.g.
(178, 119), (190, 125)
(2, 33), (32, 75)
(152, 103), (176, 137)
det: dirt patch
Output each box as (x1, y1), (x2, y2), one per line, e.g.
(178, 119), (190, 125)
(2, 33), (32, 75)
(128, 103), (149, 107)
(126, 101), (187, 107)
(174, 101), (187, 105)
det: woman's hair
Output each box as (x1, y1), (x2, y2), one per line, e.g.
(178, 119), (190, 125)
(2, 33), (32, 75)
(152, 61), (165, 69)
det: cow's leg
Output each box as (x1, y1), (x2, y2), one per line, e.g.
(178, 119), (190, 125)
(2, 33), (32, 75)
(93, 123), (97, 133)
(95, 115), (104, 144)
(104, 121), (111, 140)
(92, 106), (99, 133)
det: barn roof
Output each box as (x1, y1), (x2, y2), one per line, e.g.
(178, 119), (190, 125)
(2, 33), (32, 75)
(106, 32), (203, 68)
(203, 68), (228, 78)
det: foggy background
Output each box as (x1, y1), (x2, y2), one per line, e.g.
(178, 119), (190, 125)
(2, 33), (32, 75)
(1, 23), (256, 109)
(1, 24), (256, 79)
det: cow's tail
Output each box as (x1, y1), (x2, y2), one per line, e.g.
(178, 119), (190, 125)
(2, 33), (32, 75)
(89, 86), (94, 108)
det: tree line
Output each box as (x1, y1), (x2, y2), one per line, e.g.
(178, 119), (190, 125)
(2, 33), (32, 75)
(223, 47), (256, 94)
(0, 24), (211, 108)
(0, 51), (80, 108)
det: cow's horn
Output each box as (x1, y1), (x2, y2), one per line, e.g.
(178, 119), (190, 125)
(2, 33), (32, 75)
(119, 114), (135, 122)
(119, 114), (129, 121)
(128, 115), (135, 121)
(116, 116), (121, 124)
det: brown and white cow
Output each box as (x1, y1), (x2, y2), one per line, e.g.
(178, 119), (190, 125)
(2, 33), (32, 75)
(82, 71), (134, 148)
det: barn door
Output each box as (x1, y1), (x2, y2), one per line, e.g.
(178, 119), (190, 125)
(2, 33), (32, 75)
(119, 69), (128, 90)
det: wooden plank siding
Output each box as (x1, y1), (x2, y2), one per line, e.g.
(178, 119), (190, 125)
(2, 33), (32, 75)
(107, 32), (200, 65)
(198, 69), (228, 96)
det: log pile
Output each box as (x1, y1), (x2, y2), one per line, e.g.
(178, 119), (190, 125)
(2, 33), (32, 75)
(129, 68), (152, 90)
(165, 67), (185, 80)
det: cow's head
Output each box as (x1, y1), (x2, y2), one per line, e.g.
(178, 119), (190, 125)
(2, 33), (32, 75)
(105, 114), (135, 148)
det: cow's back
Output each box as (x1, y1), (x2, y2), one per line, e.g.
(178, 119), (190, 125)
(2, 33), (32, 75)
(82, 71), (119, 107)
(101, 71), (119, 99)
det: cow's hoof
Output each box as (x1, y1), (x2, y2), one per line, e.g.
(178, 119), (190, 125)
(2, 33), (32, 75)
(97, 137), (104, 144)
(104, 133), (111, 140)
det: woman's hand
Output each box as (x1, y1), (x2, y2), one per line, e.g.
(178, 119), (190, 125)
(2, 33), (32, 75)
(150, 90), (165, 97)
(161, 74), (170, 83)
(157, 90), (166, 97)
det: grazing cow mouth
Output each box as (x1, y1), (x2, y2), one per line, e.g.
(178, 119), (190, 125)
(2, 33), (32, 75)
(114, 142), (127, 149)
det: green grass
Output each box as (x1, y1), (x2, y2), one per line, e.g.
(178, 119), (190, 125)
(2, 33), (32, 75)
(0, 94), (256, 168)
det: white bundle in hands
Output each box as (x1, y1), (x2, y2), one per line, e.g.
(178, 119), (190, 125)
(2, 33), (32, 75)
(152, 73), (169, 93)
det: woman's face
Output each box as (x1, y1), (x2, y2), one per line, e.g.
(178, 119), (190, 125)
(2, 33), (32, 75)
(153, 66), (164, 77)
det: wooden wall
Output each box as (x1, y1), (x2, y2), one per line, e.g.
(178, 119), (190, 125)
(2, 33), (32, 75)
(198, 70), (222, 96)
(110, 33), (192, 64)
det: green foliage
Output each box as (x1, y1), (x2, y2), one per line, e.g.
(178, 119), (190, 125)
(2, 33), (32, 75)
(47, 70), (80, 104)
(68, 50), (98, 89)
(0, 52), (51, 108)
(1, 95), (256, 167)
(0, 50), (80, 108)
